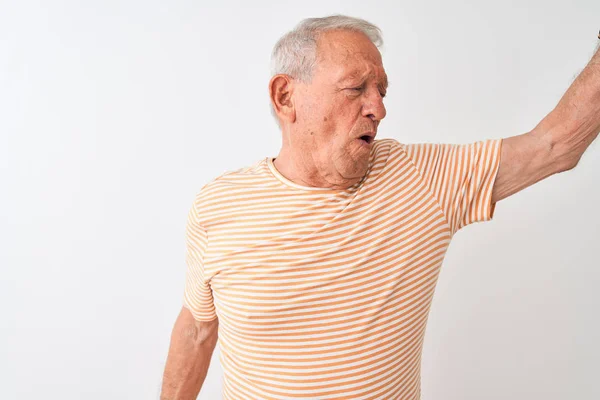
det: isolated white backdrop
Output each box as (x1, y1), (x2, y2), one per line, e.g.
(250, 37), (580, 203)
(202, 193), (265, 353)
(1, 1), (599, 399)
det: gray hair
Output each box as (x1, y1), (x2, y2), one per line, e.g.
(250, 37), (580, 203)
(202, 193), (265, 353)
(269, 15), (384, 126)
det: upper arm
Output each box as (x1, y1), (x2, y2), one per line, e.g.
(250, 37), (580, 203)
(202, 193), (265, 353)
(160, 307), (218, 399)
(492, 131), (565, 203)
(183, 201), (218, 321)
(401, 139), (502, 234)
(175, 306), (219, 345)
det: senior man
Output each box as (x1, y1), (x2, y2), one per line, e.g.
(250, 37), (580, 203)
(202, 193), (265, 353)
(161, 15), (600, 400)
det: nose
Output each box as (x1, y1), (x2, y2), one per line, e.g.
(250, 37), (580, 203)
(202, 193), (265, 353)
(362, 87), (386, 123)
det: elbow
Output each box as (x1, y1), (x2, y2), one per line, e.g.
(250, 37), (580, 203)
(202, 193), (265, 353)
(532, 113), (595, 174)
(552, 143), (582, 173)
(561, 156), (580, 172)
(173, 309), (219, 347)
(545, 133), (583, 173)
(549, 124), (599, 173)
(183, 319), (219, 346)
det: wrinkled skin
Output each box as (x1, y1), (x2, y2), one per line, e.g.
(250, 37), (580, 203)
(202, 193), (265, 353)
(270, 29), (388, 189)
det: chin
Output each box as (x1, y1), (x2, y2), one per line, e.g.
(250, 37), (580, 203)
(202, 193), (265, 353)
(343, 156), (370, 179)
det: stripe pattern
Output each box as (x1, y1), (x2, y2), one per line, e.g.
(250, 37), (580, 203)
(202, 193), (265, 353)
(183, 137), (502, 399)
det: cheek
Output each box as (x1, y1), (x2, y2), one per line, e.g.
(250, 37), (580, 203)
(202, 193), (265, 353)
(322, 97), (354, 123)
(300, 97), (332, 128)
(326, 104), (359, 137)
(302, 93), (357, 140)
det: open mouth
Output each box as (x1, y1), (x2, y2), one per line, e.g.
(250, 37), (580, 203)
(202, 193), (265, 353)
(359, 135), (374, 144)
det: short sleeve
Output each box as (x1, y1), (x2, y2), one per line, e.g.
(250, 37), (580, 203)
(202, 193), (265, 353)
(402, 139), (503, 235)
(182, 201), (217, 321)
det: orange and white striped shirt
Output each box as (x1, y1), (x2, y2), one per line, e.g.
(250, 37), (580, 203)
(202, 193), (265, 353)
(183, 137), (502, 399)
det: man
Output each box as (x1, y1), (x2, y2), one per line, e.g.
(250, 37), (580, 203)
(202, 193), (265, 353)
(160, 15), (600, 400)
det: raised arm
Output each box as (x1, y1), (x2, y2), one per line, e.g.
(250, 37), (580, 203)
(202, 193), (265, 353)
(492, 40), (600, 203)
(160, 307), (219, 400)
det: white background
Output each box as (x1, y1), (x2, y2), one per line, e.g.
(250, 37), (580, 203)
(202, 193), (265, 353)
(1, 1), (599, 399)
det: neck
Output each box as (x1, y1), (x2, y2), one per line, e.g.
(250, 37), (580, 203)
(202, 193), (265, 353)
(272, 146), (361, 190)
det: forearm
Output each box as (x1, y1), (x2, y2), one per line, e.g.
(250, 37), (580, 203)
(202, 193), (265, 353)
(161, 342), (215, 400)
(531, 42), (600, 169)
(161, 311), (218, 400)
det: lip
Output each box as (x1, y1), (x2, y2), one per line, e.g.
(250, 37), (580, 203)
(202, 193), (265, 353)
(357, 132), (376, 145)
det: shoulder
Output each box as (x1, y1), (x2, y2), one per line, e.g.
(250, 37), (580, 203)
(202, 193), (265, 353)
(190, 158), (271, 218)
(372, 137), (425, 159)
(370, 137), (405, 164)
(373, 137), (401, 152)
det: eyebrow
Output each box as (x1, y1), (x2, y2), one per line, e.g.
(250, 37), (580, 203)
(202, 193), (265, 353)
(381, 75), (389, 90)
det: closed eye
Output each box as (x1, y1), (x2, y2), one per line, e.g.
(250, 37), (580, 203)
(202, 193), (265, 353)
(347, 87), (386, 99)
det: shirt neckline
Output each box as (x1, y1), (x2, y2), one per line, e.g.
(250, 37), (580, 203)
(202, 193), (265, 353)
(266, 157), (361, 193)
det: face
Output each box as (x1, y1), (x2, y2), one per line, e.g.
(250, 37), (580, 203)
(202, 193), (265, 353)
(293, 29), (388, 182)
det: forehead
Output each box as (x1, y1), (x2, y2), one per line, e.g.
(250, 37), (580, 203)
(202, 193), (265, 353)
(314, 30), (386, 83)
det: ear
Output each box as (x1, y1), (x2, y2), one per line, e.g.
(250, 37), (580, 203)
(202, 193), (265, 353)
(269, 74), (296, 124)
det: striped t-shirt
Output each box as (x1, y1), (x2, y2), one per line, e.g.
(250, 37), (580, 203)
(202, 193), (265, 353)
(182, 137), (502, 399)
